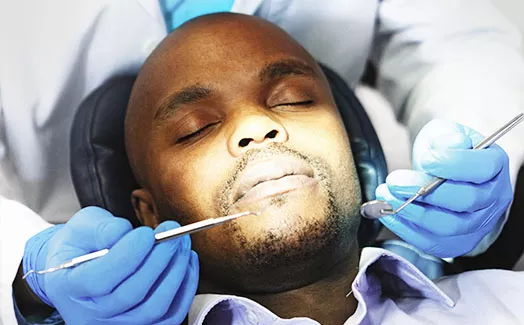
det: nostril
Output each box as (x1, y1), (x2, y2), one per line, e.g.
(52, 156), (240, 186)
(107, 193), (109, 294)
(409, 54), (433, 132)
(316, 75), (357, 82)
(239, 138), (252, 147)
(266, 130), (278, 139)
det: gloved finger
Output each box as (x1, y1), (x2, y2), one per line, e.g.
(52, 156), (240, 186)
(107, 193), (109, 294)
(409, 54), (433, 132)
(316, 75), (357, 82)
(412, 119), (477, 170)
(64, 226), (155, 298)
(428, 132), (473, 150)
(427, 121), (486, 150)
(386, 169), (498, 212)
(60, 206), (133, 252)
(411, 119), (496, 178)
(156, 251), (200, 325)
(378, 212), (485, 258)
(376, 184), (499, 237)
(376, 184), (500, 257)
(419, 145), (507, 183)
(96, 237), (197, 325)
(80, 221), (185, 318)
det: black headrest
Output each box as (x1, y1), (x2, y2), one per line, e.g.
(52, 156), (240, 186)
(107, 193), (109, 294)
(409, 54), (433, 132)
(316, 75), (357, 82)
(70, 65), (387, 246)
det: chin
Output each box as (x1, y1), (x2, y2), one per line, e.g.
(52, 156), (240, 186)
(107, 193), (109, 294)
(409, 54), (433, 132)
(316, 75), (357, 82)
(231, 210), (352, 293)
(220, 193), (355, 293)
(230, 187), (332, 238)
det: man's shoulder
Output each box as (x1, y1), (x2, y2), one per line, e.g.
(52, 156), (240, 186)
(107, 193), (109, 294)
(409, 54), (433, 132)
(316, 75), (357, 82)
(436, 268), (524, 299)
(430, 269), (524, 322)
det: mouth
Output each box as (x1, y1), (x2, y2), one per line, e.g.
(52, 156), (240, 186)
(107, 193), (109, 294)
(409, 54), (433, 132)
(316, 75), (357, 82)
(237, 174), (318, 204)
(233, 156), (317, 205)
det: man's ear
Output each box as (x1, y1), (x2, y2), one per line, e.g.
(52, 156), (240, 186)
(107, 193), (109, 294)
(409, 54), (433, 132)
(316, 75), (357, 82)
(131, 189), (161, 228)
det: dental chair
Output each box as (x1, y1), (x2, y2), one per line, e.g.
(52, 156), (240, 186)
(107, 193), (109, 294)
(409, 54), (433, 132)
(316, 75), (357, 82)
(69, 65), (387, 248)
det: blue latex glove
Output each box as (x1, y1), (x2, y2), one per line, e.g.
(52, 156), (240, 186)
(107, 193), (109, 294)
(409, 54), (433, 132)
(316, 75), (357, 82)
(375, 119), (513, 258)
(23, 206), (199, 325)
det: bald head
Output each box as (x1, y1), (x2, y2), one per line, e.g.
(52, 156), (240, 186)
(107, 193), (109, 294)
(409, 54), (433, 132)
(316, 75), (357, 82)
(125, 13), (322, 185)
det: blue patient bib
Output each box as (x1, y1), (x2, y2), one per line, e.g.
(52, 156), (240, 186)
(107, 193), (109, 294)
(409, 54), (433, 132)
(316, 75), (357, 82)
(159, 0), (235, 31)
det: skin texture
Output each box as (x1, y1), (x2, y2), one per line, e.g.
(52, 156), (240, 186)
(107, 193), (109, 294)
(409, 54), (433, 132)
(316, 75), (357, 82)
(125, 13), (362, 324)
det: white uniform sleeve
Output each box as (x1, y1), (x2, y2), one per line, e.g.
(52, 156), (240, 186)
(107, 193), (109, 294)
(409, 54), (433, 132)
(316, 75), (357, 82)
(0, 198), (52, 324)
(0, 92), (52, 324)
(372, 0), (524, 255)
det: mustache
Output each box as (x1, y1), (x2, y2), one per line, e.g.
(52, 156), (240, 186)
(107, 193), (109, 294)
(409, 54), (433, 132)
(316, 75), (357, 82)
(218, 143), (318, 213)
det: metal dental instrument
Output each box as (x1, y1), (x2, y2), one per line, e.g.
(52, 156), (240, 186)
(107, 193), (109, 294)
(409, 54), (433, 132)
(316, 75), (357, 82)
(23, 208), (265, 279)
(361, 113), (524, 220)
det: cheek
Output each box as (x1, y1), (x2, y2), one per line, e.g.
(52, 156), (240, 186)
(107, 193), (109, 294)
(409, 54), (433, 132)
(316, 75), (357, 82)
(156, 144), (232, 221)
(289, 111), (360, 206)
(290, 110), (352, 165)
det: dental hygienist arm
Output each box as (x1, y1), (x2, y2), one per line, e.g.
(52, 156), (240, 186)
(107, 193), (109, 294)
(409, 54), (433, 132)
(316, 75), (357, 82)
(372, 0), (524, 256)
(0, 94), (54, 323)
(0, 199), (56, 324)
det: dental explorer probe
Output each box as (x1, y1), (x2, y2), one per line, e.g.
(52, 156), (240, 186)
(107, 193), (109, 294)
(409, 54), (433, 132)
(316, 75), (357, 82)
(23, 208), (265, 279)
(360, 113), (524, 219)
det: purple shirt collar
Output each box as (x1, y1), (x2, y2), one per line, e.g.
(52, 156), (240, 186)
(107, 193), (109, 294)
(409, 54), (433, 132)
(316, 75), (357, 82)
(188, 247), (455, 324)
(347, 247), (455, 324)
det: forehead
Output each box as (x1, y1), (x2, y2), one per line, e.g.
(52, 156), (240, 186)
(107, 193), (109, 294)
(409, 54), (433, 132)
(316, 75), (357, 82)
(143, 19), (318, 103)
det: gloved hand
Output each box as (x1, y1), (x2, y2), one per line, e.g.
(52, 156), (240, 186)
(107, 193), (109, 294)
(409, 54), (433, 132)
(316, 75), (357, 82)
(23, 206), (199, 325)
(375, 119), (513, 258)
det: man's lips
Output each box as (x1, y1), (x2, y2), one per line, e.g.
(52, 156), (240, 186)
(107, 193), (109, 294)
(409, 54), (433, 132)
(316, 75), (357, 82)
(233, 156), (316, 204)
(237, 174), (318, 203)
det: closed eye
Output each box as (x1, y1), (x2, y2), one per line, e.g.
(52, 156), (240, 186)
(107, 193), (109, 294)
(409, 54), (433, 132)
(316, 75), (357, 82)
(176, 122), (219, 144)
(274, 100), (314, 107)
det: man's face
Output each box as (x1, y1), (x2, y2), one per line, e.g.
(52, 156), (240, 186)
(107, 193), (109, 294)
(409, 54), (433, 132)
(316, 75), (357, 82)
(128, 15), (361, 293)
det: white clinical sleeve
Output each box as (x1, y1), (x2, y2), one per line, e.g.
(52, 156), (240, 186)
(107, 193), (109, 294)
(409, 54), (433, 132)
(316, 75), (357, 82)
(372, 0), (524, 255)
(0, 96), (52, 324)
(0, 198), (52, 325)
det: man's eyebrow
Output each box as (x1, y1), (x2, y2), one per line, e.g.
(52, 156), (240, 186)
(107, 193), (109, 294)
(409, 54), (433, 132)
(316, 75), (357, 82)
(258, 59), (318, 83)
(154, 85), (212, 122)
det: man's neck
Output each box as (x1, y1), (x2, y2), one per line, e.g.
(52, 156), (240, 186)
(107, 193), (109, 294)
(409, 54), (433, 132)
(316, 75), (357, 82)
(245, 248), (360, 325)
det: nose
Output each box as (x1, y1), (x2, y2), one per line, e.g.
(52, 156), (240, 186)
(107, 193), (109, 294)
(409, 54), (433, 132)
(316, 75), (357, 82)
(228, 112), (289, 157)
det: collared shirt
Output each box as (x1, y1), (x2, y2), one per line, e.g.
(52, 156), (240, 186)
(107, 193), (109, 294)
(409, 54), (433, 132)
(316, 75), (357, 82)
(188, 247), (524, 324)
(13, 247), (524, 324)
